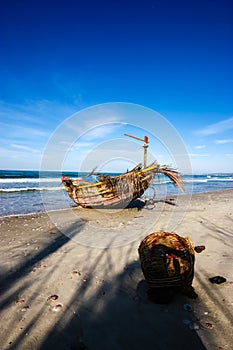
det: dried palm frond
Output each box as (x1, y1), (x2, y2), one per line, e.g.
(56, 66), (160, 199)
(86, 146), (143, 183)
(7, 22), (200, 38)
(155, 164), (184, 192)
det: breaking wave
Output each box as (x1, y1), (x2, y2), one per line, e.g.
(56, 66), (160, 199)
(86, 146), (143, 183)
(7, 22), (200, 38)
(0, 186), (62, 193)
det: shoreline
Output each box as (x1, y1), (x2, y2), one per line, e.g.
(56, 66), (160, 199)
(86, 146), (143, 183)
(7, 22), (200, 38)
(1, 187), (232, 219)
(0, 189), (232, 349)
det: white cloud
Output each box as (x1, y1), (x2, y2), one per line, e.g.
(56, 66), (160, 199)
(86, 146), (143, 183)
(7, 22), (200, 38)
(0, 146), (41, 159)
(172, 153), (209, 157)
(0, 122), (49, 139)
(188, 153), (209, 157)
(197, 117), (233, 136)
(81, 124), (122, 141)
(195, 145), (206, 149)
(65, 115), (122, 137)
(11, 144), (40, 153)
(0, 99), (77, 124)
(0, 100), (42, 124)
(58, 141), (71, 145)
(69, 141), (95, 150)
(215, 139), (233, 144)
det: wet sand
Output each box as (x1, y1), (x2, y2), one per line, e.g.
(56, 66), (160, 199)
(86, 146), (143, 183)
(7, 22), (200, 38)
(0, 190), (232, 350)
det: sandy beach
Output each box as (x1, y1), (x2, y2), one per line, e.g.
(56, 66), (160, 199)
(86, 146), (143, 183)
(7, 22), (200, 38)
(0, 189), (232, 350)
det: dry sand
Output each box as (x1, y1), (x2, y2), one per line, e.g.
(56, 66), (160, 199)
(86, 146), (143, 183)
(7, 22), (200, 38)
(0, 189), (232, 350)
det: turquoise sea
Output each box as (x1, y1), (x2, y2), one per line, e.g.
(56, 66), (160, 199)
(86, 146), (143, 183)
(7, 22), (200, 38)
(0, 170), (233, 216)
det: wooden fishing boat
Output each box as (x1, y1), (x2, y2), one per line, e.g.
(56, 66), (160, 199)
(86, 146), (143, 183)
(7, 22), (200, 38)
(61, 162), (184, 209)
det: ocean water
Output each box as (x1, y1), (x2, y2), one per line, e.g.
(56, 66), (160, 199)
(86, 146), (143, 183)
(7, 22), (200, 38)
(0, 170), (233, 217)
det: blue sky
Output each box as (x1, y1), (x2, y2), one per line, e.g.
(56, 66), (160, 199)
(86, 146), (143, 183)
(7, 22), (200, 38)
(0, 0), (232, 173)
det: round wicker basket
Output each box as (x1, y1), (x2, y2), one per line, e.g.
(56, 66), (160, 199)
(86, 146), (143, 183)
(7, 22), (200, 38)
(138, 231), (197, 302)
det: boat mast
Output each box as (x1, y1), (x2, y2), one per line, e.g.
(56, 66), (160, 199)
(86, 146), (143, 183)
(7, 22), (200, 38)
(124, 134), (149, 168)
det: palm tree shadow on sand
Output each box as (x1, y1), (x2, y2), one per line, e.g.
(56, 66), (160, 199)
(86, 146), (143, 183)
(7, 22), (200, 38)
(4, 215), (232, 350)
(38, 258), (207, 350)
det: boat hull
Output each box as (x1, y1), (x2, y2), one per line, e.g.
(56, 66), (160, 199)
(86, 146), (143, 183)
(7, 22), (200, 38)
(61, 164), (184, 209)
(62, 166), (156, 208)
